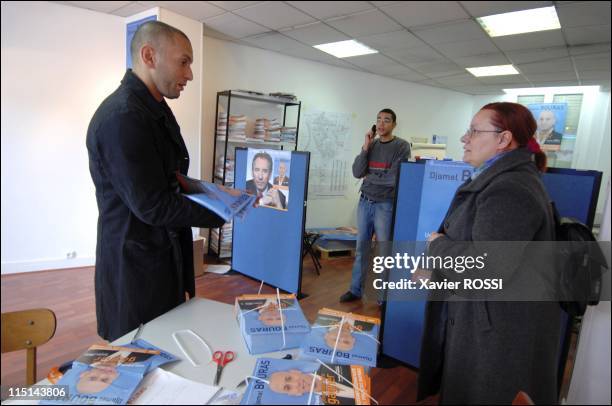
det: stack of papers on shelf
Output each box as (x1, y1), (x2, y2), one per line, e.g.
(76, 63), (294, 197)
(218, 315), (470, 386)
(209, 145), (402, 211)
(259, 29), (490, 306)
(177, 174), (256, 222)
(240, 358), (372, 405)
(268, 92), (297, 101)
(211, 221), (233, 257)
(216, 112), (228, 138)
(253, 118), (267, 141)
(265, 118), (281, 142)
(235, 293), (310, 354)
(280, 127), (297, 143)
(214, 154), (235, 183)
(228, 115), (247, 140)
(300, 309), (380, 368)
(128, 368), (220, 405)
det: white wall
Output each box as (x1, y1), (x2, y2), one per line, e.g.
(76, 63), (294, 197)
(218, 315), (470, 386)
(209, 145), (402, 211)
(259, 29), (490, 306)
(1, 2), (205, 274)
(1, 1), (124, 273)
(201, 36), (474, 228)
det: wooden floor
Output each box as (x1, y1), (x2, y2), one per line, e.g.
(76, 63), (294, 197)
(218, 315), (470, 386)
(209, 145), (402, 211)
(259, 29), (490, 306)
(1, 255), (418, 404)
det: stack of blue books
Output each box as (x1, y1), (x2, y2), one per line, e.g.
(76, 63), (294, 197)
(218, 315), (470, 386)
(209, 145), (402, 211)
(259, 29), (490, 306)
(235, 294), (310, 354)
(240, 358), (372, 405)
(300, 308), (380, 368)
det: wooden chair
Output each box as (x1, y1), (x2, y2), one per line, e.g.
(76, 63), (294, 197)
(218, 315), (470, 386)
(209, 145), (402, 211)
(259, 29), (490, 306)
(1, 308), (56, 386)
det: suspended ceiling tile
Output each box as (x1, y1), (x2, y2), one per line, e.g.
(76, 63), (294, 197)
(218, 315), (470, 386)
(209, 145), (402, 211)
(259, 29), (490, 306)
(203, 12), (269, 39)
(505, 47), (569, 64)
(434, 73), (484, 86)
(492, 30), (565, 51)
(208, 2), (263, 11)
(380, 1), (469, 28)
(140, 1), (226, 20)
(452, 52), (511, 68)
(517, 57), (575, 74)
(524, 71), (578, 82)
(385, 46), (445, 65)
(476, 75), (531, 85)
(459, 1), (553, 18)
(367, 63), (420, 76)
(573, 52), (611, 71)
(556, 1), (612, 28)
(568, 43), (611, 56)
(434, 38), (499, 58)
(234, 1), (316, 30)
(241, 32), (303, 52)
(111, 2), (152, 17)
(564, 24), (611, 46)
(281, 22), (350, 46)
(343, 53), (397, 68)
(414, 20), (489, 45)
(357, 30), (425, 52)
(61, 1), (132, 13)
(286, 1), (374, 20)
(325, 9), (403, 37)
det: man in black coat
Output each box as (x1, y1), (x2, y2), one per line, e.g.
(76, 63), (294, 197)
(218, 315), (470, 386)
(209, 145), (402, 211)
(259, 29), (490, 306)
(86, 21), (225, 341)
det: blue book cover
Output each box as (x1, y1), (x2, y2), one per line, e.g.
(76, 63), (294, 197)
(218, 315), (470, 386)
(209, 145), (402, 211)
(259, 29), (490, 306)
(300, 309), (380, 368)
(240, 358), (372, 405)
(235, 294), (310, 354)
(177, 172), (256, 222)
(45, 341), (178, 405)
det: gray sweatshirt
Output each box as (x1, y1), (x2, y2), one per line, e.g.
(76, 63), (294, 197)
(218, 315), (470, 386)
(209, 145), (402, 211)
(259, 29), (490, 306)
(352, 136), (411, 201)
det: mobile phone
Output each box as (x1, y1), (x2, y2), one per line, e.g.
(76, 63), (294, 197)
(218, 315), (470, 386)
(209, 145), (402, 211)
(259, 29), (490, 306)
(371, 125), (377, 140)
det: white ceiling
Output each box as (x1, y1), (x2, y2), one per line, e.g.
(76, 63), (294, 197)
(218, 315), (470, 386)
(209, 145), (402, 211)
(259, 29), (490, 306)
(55, 1), (611, 95)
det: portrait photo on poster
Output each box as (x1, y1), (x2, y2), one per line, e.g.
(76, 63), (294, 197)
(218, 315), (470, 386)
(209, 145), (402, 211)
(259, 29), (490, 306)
(528, 103), (568, 152)
(246, 148), (291, 211)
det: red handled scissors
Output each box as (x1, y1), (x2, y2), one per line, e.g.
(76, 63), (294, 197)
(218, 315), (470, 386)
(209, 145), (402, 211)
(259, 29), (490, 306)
(213, 351), (235, 386)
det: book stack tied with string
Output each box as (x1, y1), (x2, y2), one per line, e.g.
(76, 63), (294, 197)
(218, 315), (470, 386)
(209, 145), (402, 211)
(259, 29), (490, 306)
(240, 358), (373, 405)
(299, 309), (380, 368)
(234, 293), (310, 354)
(251, 118), (281, 142)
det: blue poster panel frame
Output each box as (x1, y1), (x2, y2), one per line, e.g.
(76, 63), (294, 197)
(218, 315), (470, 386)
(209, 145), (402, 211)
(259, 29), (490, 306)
(232, 148), (310, 295)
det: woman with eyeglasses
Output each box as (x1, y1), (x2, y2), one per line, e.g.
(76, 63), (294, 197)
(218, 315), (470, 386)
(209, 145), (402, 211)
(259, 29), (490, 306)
(417, 102), (561, 404)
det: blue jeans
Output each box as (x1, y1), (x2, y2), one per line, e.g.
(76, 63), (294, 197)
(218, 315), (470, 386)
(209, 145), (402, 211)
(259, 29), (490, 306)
(349, 195), (393, 297)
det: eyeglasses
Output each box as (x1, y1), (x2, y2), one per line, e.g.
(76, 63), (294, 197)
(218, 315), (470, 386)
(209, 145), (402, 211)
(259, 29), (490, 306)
(464, 128), (503, 139)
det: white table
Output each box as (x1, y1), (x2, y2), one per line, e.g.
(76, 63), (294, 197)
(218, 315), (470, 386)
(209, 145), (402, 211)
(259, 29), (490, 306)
(113, 297), (298, 390)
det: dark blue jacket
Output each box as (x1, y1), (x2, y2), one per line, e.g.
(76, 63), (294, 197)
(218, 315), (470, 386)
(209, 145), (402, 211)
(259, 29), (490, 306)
(86, 70), (224, 341)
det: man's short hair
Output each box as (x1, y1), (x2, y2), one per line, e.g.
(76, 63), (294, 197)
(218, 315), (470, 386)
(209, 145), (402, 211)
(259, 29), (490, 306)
(252, 152), (273, 171)
(379, 108), (397, 123)
(130, 21), (189, 66)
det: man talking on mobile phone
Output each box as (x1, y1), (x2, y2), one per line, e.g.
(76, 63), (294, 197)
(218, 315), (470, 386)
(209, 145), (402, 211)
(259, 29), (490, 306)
(340, 109), (411, 303)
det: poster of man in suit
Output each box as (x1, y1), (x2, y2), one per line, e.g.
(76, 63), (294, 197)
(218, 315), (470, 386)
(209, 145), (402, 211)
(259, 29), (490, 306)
(528, 103), (568, 152)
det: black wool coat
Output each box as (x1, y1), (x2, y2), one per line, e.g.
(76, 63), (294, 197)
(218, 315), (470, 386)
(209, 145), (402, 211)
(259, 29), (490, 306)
(417, 148), (562, 404)
(86, 70), (224, 341)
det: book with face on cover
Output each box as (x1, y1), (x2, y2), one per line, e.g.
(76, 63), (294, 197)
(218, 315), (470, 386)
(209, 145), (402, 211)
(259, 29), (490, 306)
(240, 358), (372, 405)
(45, 340), (179, 405)
(234, 294), (310, 354)
(299, 309), (380, 368)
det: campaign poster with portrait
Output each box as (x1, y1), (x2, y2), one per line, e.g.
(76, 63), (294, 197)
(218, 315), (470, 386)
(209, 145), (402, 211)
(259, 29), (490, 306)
(246, 148), (291, 211)
(528, 103), (568, 152)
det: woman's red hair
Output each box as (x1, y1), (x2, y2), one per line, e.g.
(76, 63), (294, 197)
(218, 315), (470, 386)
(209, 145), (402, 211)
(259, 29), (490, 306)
(481, 102), (547, 171)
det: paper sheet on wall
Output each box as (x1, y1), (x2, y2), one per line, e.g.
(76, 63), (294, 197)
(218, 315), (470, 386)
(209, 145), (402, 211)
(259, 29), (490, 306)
(128, 368), (221, 405)
(298, 110), (352, 199)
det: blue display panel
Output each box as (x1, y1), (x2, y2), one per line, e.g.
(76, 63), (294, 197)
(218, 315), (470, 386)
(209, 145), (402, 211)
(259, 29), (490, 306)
(232, 148), (310, 294)
(382, 161), (602, 368)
